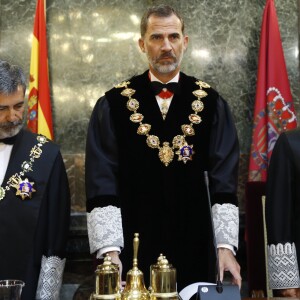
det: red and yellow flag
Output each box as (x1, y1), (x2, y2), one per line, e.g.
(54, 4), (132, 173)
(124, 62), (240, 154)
(27, 0), (54, 140)
(248, 0), (297, 182)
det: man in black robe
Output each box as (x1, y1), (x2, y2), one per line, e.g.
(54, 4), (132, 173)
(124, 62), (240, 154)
(266, 128), (300, 298)
(85, 4), (241, 291)
(0, 60), (70, 299)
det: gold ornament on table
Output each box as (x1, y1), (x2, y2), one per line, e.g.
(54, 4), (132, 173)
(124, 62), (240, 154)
(116, 80), (209, 166)
(89, 233), (181, 300)
(149, 254), (179, 300)
(90, 254), (121, 300)
(121, 233), (150, 300)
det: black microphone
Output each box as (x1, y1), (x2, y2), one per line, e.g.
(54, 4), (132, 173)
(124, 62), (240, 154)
(196, 171), (241, 300)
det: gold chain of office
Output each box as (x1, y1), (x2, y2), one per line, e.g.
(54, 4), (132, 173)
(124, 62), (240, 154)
(0, 135), (48, 201)
(115, 80), (210, 166)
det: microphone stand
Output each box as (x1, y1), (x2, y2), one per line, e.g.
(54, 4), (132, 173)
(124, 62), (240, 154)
(204, 171), (223, 294)
(196, 171), (241, 300)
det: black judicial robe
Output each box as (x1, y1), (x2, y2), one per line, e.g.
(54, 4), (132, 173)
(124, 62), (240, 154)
(0, 129), (70, 299)
(86, 71), (239, 290)
(266, 129), (300, 289)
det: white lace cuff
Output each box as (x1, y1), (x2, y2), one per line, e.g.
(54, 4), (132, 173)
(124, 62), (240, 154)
(212, 203), (239, 249)
(268, 242), (300, 289)
(87, 205), (124, 254)
(36, 255), (65, 300)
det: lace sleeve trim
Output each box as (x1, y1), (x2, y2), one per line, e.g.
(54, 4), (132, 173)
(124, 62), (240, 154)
(87, 205), (124, 254)
(268, 242), (300, 289)
(36, 255), (65, 300)
(212, 203), (239, 249)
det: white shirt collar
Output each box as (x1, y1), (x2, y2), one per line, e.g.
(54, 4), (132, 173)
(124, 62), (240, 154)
(0, 144), (13, 185)
(149, 71), (180, 84)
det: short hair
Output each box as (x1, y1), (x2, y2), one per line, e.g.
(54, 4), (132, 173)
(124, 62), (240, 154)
(140, 4), (185, 37)
(0, 59), (26, 95)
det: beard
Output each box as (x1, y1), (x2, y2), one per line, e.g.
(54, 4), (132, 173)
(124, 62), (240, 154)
(0, 120), (23, 139)
(148, 50), (184, 74)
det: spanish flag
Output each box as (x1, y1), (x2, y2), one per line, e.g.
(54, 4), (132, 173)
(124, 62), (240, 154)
(27, 0), (54, 140)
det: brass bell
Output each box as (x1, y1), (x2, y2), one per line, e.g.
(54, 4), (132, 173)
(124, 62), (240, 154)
(121, 233), (150, 300)
(149, 254), (179, 300)
(90, 254), (121, 300)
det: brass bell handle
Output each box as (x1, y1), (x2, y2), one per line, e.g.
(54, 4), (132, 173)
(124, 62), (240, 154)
(133, 233), (139, 268)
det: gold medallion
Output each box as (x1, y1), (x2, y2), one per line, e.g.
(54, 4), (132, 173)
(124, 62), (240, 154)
(176, 143), (194, 164)
(196, 80), (210, 89)
(158, 142), (174, 167)
(137, 124), (151, 135)
(146, 135), (160, 148)
(15, 178), (36, 200)
(193, 89), (208, 98)
(172, 135), (185, 149)
(115, 81), (130, 89)
(192, 100), (204, 112)
(181, 124), (195, 136)
(121, 88), (135, 97)
(30, 145), (42, 159)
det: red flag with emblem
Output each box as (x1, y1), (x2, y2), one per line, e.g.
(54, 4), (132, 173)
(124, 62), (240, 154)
(27, 0), (54, 140)
(248, 0), (297, 182)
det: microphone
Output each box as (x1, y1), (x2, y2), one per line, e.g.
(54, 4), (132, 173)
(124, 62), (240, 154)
(196, 171), (241, 300)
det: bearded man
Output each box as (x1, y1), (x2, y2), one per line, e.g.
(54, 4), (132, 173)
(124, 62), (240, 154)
(85, 4), (241, 291)
(0, 59), (70, 299)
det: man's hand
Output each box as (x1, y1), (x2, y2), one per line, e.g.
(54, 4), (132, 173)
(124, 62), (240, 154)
(275, 288), (300, 298)
(106, 251), (125, 287)
(218, 247), (242, 288)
